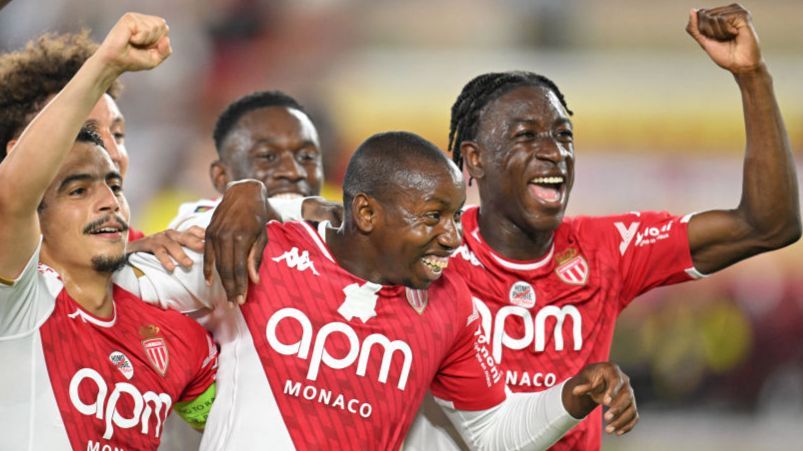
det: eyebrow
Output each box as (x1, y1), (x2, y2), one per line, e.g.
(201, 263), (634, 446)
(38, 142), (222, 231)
(57, 170), (122, 192)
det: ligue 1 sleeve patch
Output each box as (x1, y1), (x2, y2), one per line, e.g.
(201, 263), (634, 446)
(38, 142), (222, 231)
(554, 247), (589, 286)
(140, 324), (169, 376)
(405, 287), (428, 314)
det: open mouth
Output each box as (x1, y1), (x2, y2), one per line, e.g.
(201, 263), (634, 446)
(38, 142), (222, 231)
(84, 218), (128, 239)
(528, 176), (565, 205)
(421, 255), (449, 275)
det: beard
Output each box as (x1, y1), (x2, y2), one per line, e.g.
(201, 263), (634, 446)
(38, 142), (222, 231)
(91, 253), (129, 273)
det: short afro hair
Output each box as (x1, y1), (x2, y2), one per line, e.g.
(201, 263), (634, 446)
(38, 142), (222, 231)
(0, 30), (122, 162)
(212, 90), (307, 156)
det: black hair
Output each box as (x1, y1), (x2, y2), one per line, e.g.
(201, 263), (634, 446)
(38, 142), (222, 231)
(76, 125), (105, 149)
(343, 131), (451, 211)
(448, 71), (573, 170)
(212, 90), (307, 156)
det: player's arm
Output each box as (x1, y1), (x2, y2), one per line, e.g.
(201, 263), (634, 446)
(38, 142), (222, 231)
(202, 180), (342, 304)
(128, 227), (206, 272)
(0, 12), (171, 281)
(439, 362), (637, 451)
(684, 5), (801, 275)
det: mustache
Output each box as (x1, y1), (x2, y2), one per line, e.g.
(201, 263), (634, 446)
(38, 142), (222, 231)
(82, 214), (130, 235)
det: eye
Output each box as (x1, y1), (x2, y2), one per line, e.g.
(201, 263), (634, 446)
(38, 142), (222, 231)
(515, 130), (536, 140)
(424, 211), (441, 223)
(110, 183), (124, 194)
(556, 129), (574, 142)
(113, 132), (126, 143)
(454, 209), (464, 223)
(297, 149), (319, 163)
(258, 152), (278, 163)
(69, 187), (86, 196)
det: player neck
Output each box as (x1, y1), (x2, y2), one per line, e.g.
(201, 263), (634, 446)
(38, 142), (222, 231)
(476, 208), (555, 261)
(39, 253), (116, 318)
(324, 224), (389, 285)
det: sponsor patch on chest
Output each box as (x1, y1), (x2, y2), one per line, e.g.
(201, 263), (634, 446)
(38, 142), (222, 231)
(108, 351), (134, 380)
(508, 281), (536, 308)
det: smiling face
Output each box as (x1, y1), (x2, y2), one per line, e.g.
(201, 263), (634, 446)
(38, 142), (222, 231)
(370, 160), (466, 289)
(215, 106), (323, 199)
(468, 84), (575, 232)
(86, 94), (129, 178)
(38, 141), (130, 274)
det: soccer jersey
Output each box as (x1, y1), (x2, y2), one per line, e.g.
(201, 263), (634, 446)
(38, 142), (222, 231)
(0, 243), (218, 451)
(126, 219), (506, 450)
(449, 206), (700, 450)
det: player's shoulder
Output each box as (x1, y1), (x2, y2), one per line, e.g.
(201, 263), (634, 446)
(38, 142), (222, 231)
(168, 197), (220, 230)
(431, 270), (473, 311)
(112, 284), (206, 334)
(561, 211), (674, 236)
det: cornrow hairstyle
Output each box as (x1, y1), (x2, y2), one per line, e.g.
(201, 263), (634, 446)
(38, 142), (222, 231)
(448, 71), (573, 170)
(213, 90), (308, 156)
(0, 30), (122, 163)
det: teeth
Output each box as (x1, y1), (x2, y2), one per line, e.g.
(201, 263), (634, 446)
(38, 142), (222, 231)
(95, 227), (119, 233)
(421, 256), (448, 272)
(270, 193), (303, 200)
(530, 176), (564, 185)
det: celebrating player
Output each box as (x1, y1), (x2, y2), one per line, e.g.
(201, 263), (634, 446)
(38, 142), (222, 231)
(125, 131), (639, 450)
(408, 4), (800, 450)
(0, 28), (205, 270)
(0, 13), (218, 450)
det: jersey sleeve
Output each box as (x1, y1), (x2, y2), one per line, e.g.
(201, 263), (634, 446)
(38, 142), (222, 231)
(594, 211), (701, 309)
(174, 326), (219, 430)
(430, 278), (507, 411)
(0, 239), (58, 338)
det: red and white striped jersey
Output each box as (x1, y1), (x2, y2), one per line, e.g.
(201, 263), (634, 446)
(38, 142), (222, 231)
(0, 243), (218, 451)
(127, 219), (507, 450)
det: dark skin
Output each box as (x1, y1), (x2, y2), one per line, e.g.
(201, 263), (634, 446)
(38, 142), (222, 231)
(210, 106), (323, 197)
(460, 4), (800, 273)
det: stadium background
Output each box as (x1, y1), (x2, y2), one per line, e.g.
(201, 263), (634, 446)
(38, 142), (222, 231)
(2, 1), (801, 449)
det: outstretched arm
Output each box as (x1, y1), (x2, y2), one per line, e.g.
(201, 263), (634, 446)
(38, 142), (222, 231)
(440, 362), (637, 450)
(0, 12), (171, 280)
(684, 4), (801, 275)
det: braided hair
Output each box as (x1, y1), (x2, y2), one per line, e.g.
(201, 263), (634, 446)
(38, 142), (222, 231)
(448, 71), (572, 170)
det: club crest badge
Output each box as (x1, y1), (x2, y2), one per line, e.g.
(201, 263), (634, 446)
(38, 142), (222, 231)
(109, 351), (134, 380)
(508, 281), (536, 308)
(140, 324), (169, 376)
(555, 248), (589, 286)
(405, 288), (428, 315)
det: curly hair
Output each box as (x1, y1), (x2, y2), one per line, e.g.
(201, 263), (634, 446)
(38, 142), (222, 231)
(0, 30), (122, 162)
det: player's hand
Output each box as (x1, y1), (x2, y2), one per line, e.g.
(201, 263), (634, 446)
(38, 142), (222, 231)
(94, 12), (172, 75)
(563, 362), (638, 436)
(301, 197), (344, 227)
(686, 4), (763, 74)
(204, 180), (278, 306)
(128, 227), (205, 272)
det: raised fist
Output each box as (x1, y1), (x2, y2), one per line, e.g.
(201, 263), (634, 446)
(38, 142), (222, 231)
(686, 4), (763, 74)
(95, 12), (172, 74)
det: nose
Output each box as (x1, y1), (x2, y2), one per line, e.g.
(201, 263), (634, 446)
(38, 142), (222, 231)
(274, 151), (306, 182)
(96, 184), (121, 214)
(99, 130), (128, 177)
(437, 216), (463, 250)
(535, 134), (569, 165)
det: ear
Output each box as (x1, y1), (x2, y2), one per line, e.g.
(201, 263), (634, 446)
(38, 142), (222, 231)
(461, 140), (485, 180)
(209, 160), (231, 195)
(5, 138), (17, 156)
(351, 193), (380, 234)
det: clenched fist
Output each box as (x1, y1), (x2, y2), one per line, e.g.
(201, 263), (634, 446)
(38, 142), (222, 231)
(95, 12), (172, 75)
(686, 4), (763, 74)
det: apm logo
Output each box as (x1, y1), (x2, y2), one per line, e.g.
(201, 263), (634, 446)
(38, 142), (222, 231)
(69, 368), (172, 440)
(266, 307), (413, 390)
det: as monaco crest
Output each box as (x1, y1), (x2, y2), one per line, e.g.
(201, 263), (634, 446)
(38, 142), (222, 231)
(555, 248), (589, 286)
(140, 325), (169, 376)
(405, 288), (428, 314)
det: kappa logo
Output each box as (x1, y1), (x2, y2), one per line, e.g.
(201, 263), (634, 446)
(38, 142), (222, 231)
(272, 247), (319, 275)
(140, 325), (169, 376)
(508, 281), (536, 308)
(109, 351), (134, 380)
(338, 282), (381, 323)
